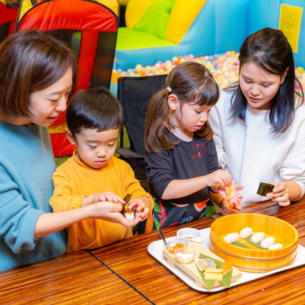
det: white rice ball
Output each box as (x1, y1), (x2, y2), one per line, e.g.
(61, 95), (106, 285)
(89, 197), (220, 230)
(240, 227), (253, 238)
(124, 212), (135, 221)
(269, 243), (283, 250)
(260, 237), (275, 248)
(224, 233), (239, 244)
(251, 232), (265, 244)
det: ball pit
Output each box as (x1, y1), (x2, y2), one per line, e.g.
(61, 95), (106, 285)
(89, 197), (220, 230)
(113, 51), (305, 91)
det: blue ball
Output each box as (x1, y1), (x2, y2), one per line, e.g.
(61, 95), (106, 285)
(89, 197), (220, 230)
(133, 69), (137, 73)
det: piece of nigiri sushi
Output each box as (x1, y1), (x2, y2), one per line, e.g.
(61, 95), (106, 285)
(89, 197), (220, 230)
(260, 237), (275, 248)
(224, 233), (239, 244)
(269, 243), (283, 250)
(251, 232), (265, 243)
(240, 227), (253, 238)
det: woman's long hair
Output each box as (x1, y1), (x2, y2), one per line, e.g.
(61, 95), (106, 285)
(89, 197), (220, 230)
(144, 62), (219, 154)
(226, 27), (304, 133)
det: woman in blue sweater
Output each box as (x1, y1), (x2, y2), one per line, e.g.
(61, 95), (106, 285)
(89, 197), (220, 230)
(0, 31), (139, 272)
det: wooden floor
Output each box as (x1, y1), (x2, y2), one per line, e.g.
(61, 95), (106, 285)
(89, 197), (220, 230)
(1, 197), (305, 304)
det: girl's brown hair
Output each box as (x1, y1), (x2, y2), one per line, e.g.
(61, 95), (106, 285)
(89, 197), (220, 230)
(0, 30), (77, 117)
(144, 62), (219, 154)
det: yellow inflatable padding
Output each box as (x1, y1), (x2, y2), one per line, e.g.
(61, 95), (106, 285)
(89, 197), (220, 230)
(48, 122), (68, 135)
(125, 0), (154, 30)
(19, 0), (33, 21)
(95, 0), (119, 16)
(165, 0), (207, 44)
(119, 0), (130, 6)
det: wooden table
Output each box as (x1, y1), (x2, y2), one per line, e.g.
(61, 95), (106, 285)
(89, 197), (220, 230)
(2, 198), (305, 304)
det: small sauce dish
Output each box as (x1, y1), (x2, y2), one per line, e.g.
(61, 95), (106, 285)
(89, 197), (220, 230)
(177, 228), (202, 243)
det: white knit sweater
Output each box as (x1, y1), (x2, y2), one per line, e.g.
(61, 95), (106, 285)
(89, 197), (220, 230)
(209, 91), (305, 205)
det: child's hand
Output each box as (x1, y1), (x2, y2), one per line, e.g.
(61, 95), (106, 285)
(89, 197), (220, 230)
(206, 170), (232, 188)
(221, 199), (242, 214)
(266, 182), (290, 206)
(128, 198), (149, 220)
(217, 184), (244, 204)
(92, 201), (141, 227)
(82, 192), (125, 207)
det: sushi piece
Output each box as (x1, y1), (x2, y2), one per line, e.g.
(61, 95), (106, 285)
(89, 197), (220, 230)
(226, 181), (236, 201)
(257, 183), (274, 197)
(260, 237), (275, 248)
(240, 227), (253, 238)
(251, 232), (265, 243)
(269, 243), (283, 250)
(224, 233), (239, 244)
(205, 257), (217, 269)
(204, 272), (223, 281)
(205, 267), (223, 273)
(124, 211), (135, 221)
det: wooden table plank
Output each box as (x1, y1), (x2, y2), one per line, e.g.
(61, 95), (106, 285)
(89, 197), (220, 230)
(90, 197), (305, 305)
(0, 250), (149, 305)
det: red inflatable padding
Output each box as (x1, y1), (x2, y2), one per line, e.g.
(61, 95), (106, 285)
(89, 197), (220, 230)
(0, 3), (18, 36)
(50, 133), (76, 158)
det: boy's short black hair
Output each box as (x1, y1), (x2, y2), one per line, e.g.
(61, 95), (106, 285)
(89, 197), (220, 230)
(66, 86), (123, 137)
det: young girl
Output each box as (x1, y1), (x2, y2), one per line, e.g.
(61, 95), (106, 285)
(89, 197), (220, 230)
(209, 28), (305, 206)
(0, 31), (140, 272)
(144, 62), (243, 230)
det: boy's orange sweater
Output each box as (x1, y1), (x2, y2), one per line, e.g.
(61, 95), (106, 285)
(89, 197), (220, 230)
(50, 151), (154, 253)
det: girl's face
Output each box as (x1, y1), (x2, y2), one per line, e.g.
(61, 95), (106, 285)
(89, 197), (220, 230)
(27, 66), (73, 127)
(168, 95), (212, 140)
(239, 61), (287, 110)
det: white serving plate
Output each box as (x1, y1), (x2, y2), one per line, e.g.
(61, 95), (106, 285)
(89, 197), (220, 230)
(147, 227), (305, 293)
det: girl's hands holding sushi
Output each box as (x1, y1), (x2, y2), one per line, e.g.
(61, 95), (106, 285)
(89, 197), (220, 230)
(82, 192), (125, 207)
(206, 169), (232, 188)
(128, 197), (150, 220)
(266, 182), (290, 206)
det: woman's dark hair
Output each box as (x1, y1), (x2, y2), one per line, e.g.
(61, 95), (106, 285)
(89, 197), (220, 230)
(226, 27), (304, 133)
(144, 62), (219, 154)
(66, 86), (123, 137)
(0, 30), (77, 117)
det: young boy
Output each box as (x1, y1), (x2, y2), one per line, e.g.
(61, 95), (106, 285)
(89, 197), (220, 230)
(50, 87), (153, 253)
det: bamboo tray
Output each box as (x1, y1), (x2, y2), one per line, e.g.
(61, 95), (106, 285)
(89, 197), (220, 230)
(147, 227), (305, 293)
(210, 214), (299, 272)
(163, 242), (242, 289)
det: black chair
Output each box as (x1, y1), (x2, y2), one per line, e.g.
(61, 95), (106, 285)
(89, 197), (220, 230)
(116, 75), (167, 191)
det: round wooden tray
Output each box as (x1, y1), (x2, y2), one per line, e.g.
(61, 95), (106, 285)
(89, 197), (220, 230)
(210, 213), (299, 273)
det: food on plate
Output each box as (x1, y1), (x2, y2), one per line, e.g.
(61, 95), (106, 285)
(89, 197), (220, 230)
(221, 261), (233, 276)
(204, 272), (223, 281)
(175, 249), (195, 263)
(260, 237), (275, 248)
(195, 258), (207, 271)
(168, 242), (186, 254)
(240, 227), (253, 238)
(205, 267), (223, 273)
(251, 232), (265, 243)
(205, 257), (217, 269)
(224, 233), (239, 244)
(269, 243), (283, 250)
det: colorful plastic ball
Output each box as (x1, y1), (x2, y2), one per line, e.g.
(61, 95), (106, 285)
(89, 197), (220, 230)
(117, 68), (122, 73)
(133, 69), (137, 73)
(172, 56), (178, 62)
(121, 71), (128, 76)
(129, 72), (136, 77)
(155, 63), (161, 70)
(226, 51), (231, 57)
(188, 54), (195, 60)
(233, 61), (239, 66)
(297, 67), (304, 74)
(127, 69), (133, 74)
(179, 58), (186, 64)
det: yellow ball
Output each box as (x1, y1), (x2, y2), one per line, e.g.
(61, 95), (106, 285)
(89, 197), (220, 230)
(297, 67), (304, 74)
(231, 51), (236, 55)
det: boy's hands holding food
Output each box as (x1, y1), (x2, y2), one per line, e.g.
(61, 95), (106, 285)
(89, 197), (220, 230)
(128, 197), (151, 220)
(82, 191), (125, 207)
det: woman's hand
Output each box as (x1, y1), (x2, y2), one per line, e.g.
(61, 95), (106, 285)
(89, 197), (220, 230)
(128, 198), (149, 220)
(266, 182), (290, 206)
(206, 170), (232, 188)
(221, 199), (242, 214)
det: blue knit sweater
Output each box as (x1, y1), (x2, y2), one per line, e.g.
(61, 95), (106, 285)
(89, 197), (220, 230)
(0, 120), (67, 272)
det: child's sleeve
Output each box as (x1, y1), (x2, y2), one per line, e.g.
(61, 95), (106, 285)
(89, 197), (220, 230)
(207, 139), (222, 174)
(0, 165), (43, 254)
(279, 120), (305, 200)
(145, 150), (173, 198)
(50, 168), (87, 212)
(209, 103), (227, 169)
(123, 163), (154, 212)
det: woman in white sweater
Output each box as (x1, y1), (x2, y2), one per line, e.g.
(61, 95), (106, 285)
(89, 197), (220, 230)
(209, 28), (305, 206)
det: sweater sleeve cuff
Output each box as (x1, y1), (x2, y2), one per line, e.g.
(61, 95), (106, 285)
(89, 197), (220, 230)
(293, 181), (305, 201)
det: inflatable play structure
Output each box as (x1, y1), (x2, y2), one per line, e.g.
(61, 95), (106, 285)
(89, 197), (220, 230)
(115, 0), (305, 71)
(0, 1), (18, 44)
(15, 0), (119, 157)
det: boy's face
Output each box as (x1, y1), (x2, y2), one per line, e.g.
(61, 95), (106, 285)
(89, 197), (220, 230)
(68, 127), (120, 169)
